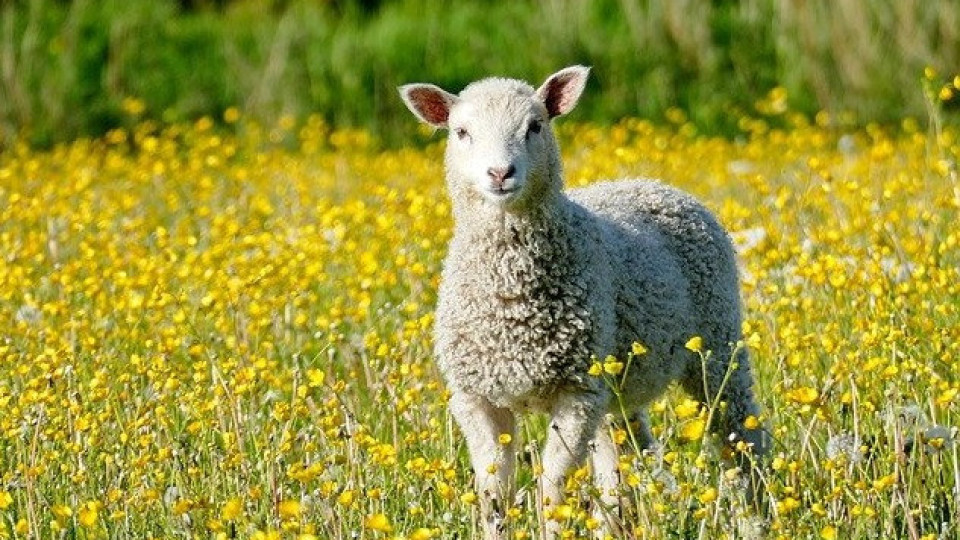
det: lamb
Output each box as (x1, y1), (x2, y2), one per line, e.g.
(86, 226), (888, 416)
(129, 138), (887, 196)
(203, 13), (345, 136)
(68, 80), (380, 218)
(399, 66), (769, 539)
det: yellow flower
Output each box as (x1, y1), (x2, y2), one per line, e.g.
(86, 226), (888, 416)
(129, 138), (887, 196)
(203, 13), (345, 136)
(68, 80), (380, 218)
(78, 502), (100, 528)
(460, 492), (477, 505)
(777, 497), (800, 514)
(821, 527), (838, 540)
(743, 415), (760, 429)
(697, 487), (718, 504)
(223, 107), (241, 124)
(548, 504), (573, 521)
(872, 473), (897, 491)
(675, 398), (701, 419)
(337, 490), (355, 507)
(787, 386), (819, 405)
(631, 342), (648, 355)
(436, 481), (454, 501)
(172, 499), (193, 515)
(936, 387), (958, 406)
(52, 504), (73, 520)
(364, 513), (393, 533)
(0, 491), (12, 510)
(681, 418), (706, 441)
(278, 499), (301, 520)
(410, 528), (435, 540)
(307, 368), (326, 387)
(612, 428), (627, 444)
(685, 336), (703, 352)
(603, 358), (624, 375)
(498, 433), (513, 445)
(588, 362), (602, 376)
(222, 498), (243, 521)
(121, 96), (146, 116)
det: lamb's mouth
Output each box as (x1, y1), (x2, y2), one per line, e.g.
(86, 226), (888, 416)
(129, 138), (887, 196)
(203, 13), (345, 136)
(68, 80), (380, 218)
(485, 186), (520, 199)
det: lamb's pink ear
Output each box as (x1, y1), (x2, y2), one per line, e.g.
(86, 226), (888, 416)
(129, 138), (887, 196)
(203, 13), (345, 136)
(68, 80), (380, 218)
(398, 84), (459, 128)
(536, 65), (591, 118)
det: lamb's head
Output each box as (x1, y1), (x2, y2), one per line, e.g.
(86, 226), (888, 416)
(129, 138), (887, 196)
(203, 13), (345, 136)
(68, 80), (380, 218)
(400, 66), (589, 212)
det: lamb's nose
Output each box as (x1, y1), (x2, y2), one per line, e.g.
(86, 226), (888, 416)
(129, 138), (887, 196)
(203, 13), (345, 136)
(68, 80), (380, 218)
(487, 165), (516, 187)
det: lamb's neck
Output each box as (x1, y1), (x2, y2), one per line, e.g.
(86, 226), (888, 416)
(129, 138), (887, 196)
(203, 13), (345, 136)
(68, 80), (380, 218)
(453, 194), (575, 247)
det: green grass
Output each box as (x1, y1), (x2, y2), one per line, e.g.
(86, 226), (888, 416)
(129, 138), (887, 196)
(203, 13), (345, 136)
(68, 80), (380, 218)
(1, 0), (958, 148)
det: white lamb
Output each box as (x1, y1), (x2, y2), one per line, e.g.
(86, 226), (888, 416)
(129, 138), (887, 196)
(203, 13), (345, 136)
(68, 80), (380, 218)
(399, 66), (768, 539)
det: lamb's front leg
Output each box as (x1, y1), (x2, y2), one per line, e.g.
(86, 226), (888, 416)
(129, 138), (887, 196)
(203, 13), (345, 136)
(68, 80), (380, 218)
(449, 392), (517, 540)
(591, 419), (622, 539)
(540, 391), (608, 540)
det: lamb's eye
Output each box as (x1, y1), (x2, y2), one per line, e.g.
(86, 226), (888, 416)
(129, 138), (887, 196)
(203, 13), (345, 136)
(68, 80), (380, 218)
(527, 120), (542, 136)
(454, 127), (469, 141)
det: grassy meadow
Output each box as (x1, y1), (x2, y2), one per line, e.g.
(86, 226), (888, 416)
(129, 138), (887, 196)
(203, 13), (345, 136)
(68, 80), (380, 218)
(1, 76), (960, 539)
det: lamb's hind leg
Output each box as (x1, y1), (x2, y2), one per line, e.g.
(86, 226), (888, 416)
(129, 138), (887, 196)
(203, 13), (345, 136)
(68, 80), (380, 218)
(684, 344), (767, 453)
(590, 409), (659, 539)
(683, 343), (769, 498)
(449, 392), (517, 540)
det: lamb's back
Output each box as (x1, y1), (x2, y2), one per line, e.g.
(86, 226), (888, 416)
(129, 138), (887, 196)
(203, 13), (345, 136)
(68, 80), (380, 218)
(568, 179), (742, 355)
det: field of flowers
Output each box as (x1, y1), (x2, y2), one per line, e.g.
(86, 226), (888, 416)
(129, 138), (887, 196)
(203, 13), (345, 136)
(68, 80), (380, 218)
(1, 97), (959, 539)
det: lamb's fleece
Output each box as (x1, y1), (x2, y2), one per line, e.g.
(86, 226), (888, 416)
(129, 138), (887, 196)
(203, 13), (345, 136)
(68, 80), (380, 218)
(435, 177), (760, 439)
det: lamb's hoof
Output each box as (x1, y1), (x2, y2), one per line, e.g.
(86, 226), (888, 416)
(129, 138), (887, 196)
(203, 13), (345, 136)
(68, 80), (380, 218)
(736, 514), (770, 540)
(483, 507), (506, 540)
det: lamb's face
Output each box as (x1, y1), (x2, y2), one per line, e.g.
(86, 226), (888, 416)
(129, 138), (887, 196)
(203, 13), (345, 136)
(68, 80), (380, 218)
(400, 66), (590, 211)
(444, 85), (551, 208)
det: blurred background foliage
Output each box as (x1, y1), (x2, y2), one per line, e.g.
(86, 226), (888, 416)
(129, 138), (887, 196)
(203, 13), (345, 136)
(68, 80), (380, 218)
(0, 0), (957, 147)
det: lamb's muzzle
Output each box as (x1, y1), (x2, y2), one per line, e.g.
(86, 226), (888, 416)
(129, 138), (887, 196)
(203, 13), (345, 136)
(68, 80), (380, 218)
(487, 165), (515, 187)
